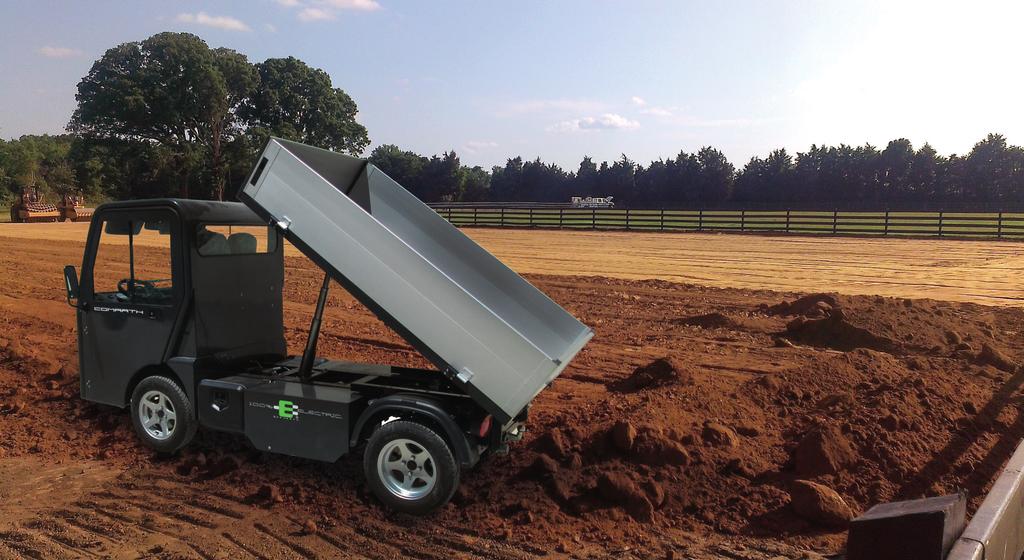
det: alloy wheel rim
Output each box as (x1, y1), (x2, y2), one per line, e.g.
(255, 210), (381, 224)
(138, 390), (176, 441)
(377, 438), (437, 500)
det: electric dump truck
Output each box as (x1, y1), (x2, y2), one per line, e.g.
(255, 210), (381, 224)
(63, 138), (593, 513)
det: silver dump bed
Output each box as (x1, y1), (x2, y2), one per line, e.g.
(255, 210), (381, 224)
(239, 138), (593, 423)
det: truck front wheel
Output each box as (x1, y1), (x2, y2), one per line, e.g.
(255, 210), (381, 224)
(129, 375), (197, 454)
(364, 420), (460, 514)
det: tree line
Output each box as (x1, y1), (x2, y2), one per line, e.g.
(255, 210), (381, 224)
(2, 32), (1023, 211)
(370, 135), (1024, 210)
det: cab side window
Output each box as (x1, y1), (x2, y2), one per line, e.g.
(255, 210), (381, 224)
(92, 214), (174, 306)
(196, 224), (277, 256)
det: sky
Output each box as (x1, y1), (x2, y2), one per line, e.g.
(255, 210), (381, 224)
(1, 0), (1022, 170)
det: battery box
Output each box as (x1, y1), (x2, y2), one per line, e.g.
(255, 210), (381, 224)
(198, 374), (365, 462)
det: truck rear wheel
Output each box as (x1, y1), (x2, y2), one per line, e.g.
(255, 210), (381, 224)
(364, 420), (459, 514)
(130, 375), (196, 454)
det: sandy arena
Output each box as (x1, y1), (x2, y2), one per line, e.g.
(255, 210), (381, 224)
(2, 223), (1024, 559)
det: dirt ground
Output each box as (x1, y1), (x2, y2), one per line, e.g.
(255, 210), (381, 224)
(2, 224), (1024, 559)
(3, 222), (1024, 306)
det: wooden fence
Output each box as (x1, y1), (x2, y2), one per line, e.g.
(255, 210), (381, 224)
(428, 207), (1024, 239)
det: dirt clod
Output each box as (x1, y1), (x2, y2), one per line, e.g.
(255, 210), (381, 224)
(610, 421), (638, 452)
(536, 428), (570, 459)
(793, 425), (856, 477)
(253, 484), (283, 505)
(302, 519), (318, 535)
(789, 480), (854, 528)
(635, 432), (690, 465)
(976, 343), (1017, 372)
(644, 479), (666, 508)
(597, 472), (655, 521)
(530, 453), (560, 476)
(701, 422), (739, 447)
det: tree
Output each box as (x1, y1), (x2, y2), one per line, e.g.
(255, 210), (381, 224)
(695, 147), (734, 205)
(420, 151), (463, 202)
(964, 134), (1024, 205)
(243, 57), (369, 155)
(598, 155), (637, 204)
(490, 157), (524, 201)
(459, 166), (491, 201)
(734, 149), (795, 206)
(369, 144), (428, 197)
(69, 33), (368, 201)
(573, 156), (599, 198)
(520, 159), (569, 201)
(69, 33), (231, 198)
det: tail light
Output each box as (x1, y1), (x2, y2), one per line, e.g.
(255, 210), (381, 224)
(477, 415), (493, 438)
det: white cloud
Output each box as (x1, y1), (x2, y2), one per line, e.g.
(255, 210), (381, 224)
(641, 106), (674, 117)
(38, 46), (83, 58)
(463, 140), (498, 154)
(174, 12), (251, 32)
(549, 113), (640, 132)
(630, 96), (646, 106)
(286, 0), (381, 22)
(297, 7), (335, 21)
(320, 0), (381, 10)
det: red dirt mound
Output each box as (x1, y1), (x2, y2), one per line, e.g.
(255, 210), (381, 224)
(784, 308), (900, 353)
(765, 293), (840, 318)
(611, 357), (691, 392)
(678, 312), (737, 329)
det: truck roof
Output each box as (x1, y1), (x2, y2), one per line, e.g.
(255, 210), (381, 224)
(94, 198), (264, 225)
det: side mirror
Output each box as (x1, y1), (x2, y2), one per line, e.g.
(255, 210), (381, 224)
(63, 265), (80, 307)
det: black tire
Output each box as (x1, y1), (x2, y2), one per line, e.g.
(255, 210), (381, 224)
(129, 375), (197, 454)
(363, 420), (460, 515)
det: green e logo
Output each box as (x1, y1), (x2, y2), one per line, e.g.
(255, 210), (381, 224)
(276, 400), (297, 419)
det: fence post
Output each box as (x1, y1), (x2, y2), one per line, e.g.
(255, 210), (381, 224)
(938, 211), (944, 237)
(786, 209), (791, 233)
(884, 210), (889, 236)
(660, 208), (665, 231)
(500, 207), (505, 227)
(832, 209), (838, 234)
(625, 208), (631, 231)
(592, 208), (596, 230)
(998, 212), (1004, 239)
(528, 207), (534, 228)
(558, 207), (564, 229)
(698, 209), (703, 231)
(473, 207), (478, 227)
(740, 209), (746, 232)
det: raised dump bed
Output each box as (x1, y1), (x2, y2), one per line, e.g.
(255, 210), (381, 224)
(239, 138), (593, 424)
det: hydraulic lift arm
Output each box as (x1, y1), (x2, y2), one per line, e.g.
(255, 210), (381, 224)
(299, 273), (331, 380)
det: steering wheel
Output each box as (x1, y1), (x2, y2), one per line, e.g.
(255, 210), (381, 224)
(117, 278), (158, 300)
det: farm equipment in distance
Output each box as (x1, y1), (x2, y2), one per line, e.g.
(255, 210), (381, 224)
(62, 138), (593, 514)
(10, 186), (60, 223)
(59, 191), (96, 222)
